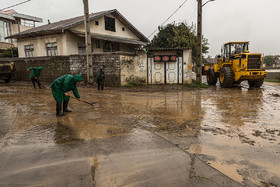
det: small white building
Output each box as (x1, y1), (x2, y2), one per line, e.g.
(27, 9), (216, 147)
(0, 9), (42, 51)
(8, 9), (149, 58)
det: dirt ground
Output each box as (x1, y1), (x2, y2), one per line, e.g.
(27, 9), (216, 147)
(0, 80), (279, 186)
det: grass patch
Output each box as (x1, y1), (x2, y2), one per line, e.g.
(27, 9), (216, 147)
(123, 78), (144, 87)
(264, 78), (280, 83)
(184, 80), (209, 88)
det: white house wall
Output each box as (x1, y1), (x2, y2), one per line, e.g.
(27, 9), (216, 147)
(64, 31), (79, 55)
(17, 34), (64, 57)
(71, 14), (140, 41)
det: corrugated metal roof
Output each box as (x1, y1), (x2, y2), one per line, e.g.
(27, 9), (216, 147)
(0, 12), (15, 21)
(71, 30), (146, 45)
(13, 13), (42, 22)
(0, 9), (42, 22)
(8, 9), (149, 43)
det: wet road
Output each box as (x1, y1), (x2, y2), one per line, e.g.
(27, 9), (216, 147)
(0, 81), (279, 186)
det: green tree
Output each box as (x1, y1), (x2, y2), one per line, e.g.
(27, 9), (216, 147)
(147, 22), (209, 61)
(0, 47), (18, 57)
(263, 55), (275, 67)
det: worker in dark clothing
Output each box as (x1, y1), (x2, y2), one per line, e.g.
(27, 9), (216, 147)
(27, 66), (43, 89)
(50, 74), (83, 116)
(97, 65), (105, 90)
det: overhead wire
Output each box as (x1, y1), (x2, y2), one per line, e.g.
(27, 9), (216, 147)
(0, 0), (31, 11)
(183, 0), (197, 24)
(147, 0), (191, 39)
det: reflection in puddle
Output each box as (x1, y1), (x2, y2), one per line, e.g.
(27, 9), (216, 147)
(57, 117), (130, 141)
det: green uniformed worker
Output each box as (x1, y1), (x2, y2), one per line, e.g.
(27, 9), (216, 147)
(97, 65), (105, 90)
(27, 66), (43, 89)
(50, 74), (83, 116)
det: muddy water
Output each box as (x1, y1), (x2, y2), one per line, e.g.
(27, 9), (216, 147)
(0, 81), (279, 186)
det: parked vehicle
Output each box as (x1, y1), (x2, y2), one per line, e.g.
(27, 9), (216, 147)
(203, 41), (266, 88)
(0, 62), (15, 83)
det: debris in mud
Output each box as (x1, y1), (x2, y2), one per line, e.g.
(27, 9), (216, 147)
(252, 130), (262, 137)
(260, 181), (278, 187)
(270, 93), (280, 97)
(155, 119), (202, 135)
(252, 129), (280, 141)
(202, 127), (229, 135)
(238, 134), (255, 146)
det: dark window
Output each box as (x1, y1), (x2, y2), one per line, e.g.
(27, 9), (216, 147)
(96, 40), (101, 48)
(46, 42), (58, 56)
(104, 16), (115, 32)
(95, 21), (99, 25)
(24, 45), (34, 57)
(122, 27), (125, 31)
(103, 41), (120, 52)
(78, 43), (86, 54)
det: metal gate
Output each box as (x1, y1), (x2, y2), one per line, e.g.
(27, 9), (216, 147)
(147, 56), (183, 84)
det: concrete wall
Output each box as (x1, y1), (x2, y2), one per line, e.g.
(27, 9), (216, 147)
(183, 49), (192, 84)
(0, 53), (136, 86)
(120, 51), (147, 85)
(0, 50), (192, 86)
(266, 71), (280, 79)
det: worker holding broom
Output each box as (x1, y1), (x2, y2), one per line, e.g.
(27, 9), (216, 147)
(50, 74), (83, 116)
(27, 66), (43, 89)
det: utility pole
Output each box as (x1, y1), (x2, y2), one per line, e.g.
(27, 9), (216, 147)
(196, 0), (202, 83)
(83, 0), (93, 83)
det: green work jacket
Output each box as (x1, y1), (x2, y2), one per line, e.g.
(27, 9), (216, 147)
(50, 74), (82, 102)
(29, 66), (43, 79)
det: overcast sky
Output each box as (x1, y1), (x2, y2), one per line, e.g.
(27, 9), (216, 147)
(2, 0), (280, 57)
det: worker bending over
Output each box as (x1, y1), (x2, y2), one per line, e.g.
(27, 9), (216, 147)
(27, 66), (43, 89)
(50, 74), (83, 116)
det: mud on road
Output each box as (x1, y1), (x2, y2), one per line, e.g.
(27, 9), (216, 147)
(0, 81), (279, 186)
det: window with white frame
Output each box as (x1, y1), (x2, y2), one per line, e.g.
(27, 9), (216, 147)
(46, 42), (58, 56)
(24, 45), (34, 57)
(0, 20), (11, 43)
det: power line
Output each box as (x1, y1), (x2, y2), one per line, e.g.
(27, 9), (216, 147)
(147, 0), (190, 39)
(0, 0), (31, 11)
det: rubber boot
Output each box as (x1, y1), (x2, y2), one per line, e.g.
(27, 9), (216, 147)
(56, 102), (65, 116)
(63, 100), (72, 113)
(38, 81), (43, 89)
(31, 79), (36, 89)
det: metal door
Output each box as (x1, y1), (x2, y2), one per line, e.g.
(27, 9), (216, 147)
(147, 56), (183, 84)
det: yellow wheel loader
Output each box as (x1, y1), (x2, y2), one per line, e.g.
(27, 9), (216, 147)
(203, 41), (266, 88)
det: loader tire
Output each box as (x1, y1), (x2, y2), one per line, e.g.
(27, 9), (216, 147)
(219, 67), (234, 88)
(207, 68), (217, 85)
(248, 79), (264, 88)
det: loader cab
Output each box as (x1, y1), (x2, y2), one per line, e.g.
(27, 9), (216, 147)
(221, 42), (249, 62)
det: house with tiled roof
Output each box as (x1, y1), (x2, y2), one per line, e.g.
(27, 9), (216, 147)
(8, 9), (149, 58)
(0, 9), (42, 51)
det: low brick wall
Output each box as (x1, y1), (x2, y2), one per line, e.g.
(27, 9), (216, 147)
(0, 54), (122, 86)
(266, 72), (280, 79)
